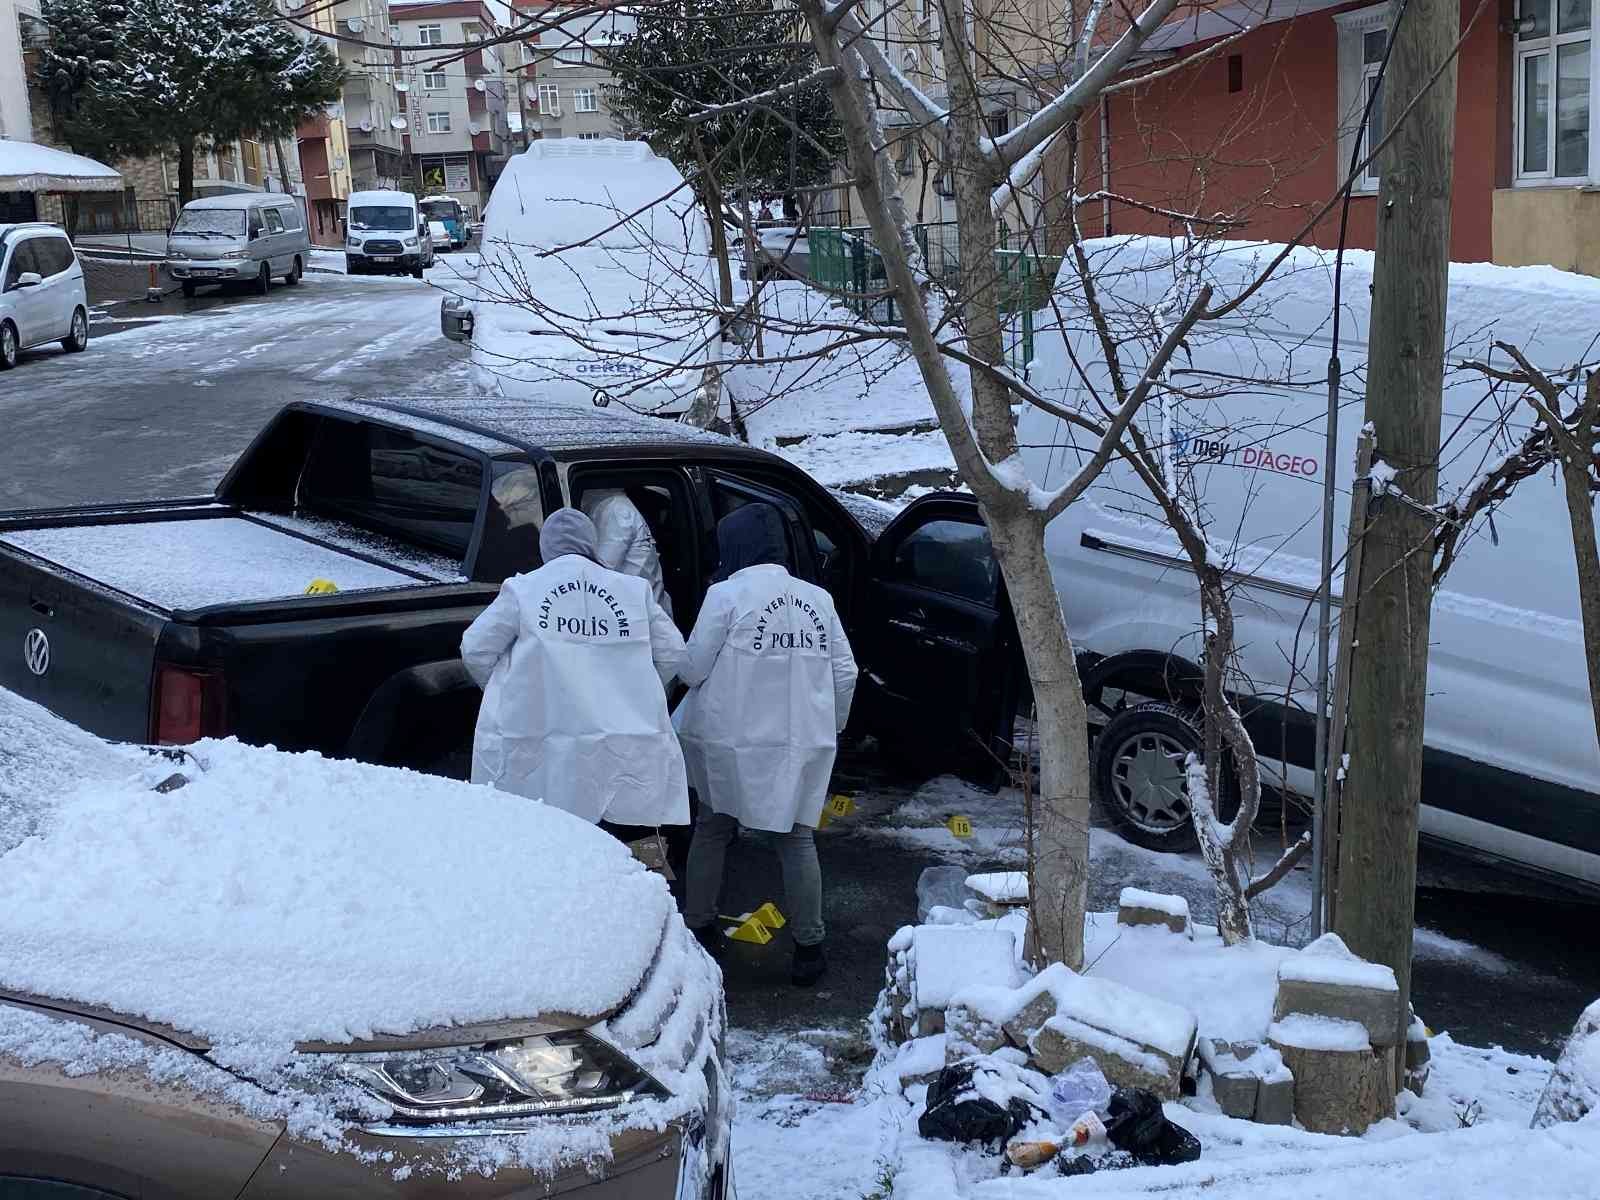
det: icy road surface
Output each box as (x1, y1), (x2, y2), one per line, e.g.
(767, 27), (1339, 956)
(0, 267), (475, 510)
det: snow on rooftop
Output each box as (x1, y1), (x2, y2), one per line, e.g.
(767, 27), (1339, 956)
(0, 737), (675, 1049)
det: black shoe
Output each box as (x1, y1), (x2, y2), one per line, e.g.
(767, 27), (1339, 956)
(689, 923), (725, 962)
(791, 940), (827, 987)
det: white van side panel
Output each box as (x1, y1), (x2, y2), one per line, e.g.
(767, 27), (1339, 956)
(1021, 238), (1600, 887)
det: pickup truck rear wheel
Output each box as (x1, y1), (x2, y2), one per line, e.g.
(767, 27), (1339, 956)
(1093, 701), (1237, 853)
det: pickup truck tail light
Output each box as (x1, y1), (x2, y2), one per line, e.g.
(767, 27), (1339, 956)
(150, 664), (228, 745)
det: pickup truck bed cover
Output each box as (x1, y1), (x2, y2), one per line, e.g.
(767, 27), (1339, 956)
(1, 517), (420, 614)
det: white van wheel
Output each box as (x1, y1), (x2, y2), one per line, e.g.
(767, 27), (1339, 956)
(255, 263), (271, 296)
(285, 256), (301, 285)
(1093, 702), (1237, 853)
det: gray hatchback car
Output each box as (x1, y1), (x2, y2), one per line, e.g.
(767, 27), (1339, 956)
(0, 222), (89, 369)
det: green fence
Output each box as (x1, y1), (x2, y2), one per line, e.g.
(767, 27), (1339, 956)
(807, 222), (1061, 370)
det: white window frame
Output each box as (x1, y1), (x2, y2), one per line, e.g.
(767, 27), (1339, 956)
(426, 111), (452, 133)
(573, 87), (598, 113)
(1333, 5), (1392, 196)
(416, 23), (444, 46)
(1358, 46), (1385, 191)
(577, 131), (604, 140)
(423, 70), (447, 91)
(1514, 0), (1595, 184)
(538, 83), (561, 116)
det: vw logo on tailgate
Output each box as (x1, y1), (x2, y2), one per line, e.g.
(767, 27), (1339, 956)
(23, 628), (49, 677)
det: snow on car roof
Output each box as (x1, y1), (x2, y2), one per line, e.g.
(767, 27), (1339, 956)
(180, 193), (295, 210)
(0, 724), (675, 1049)
(324, 396), (751, 456)
(348, 189), (416, 207)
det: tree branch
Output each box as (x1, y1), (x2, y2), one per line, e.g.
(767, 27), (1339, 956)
(685, 67), (840, 123)
(1245, 832), (1311, 899)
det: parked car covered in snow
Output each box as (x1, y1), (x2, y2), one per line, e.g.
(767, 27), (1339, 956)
(166, 193), (311, 298)
(0, 686), (731, 1196)
(442, 139), (723, 417)
(0, 221), (88, 369)
(1016, 238), (1600, 896)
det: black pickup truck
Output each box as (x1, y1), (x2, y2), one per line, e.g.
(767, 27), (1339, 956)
(0, 398), (1021, 774)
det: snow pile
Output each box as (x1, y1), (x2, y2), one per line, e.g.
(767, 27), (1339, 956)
(1533, 999), (1600, 1128)
(0, 738), (675, 1048)
(1281, 933), (1399, 993)
(2, 518), (419, 612)
(968, 871), (1030, 905)
(1268, 1014), (1372, 1053)
(914, 925), (1023, 1010)
(1119, 887), (1191, 919)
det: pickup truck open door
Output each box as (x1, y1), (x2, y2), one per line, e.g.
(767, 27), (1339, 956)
(857, 494), (1021, 774)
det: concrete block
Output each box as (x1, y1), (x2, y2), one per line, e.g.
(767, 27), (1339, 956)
(916, 1007), (946, 1037)
(945, 1001), (1007, 1062)
(1117, 887), (1192, 937)
(1275, 937), (1402, 1047)
(1254, 1069), (1295, 1125)
(1269, 1016), (1394, 1135)
(1406, 1035), (1431, 1072)
(1198, 1037), (1262, 1119)
(1002, 991), (1057, 1050)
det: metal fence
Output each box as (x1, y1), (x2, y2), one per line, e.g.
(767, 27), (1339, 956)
(808, 221), (1062, 370)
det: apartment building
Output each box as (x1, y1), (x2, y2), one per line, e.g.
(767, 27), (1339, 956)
(1, 0), (41, 143)
(510, 2), (635, 143)
(390, 0), (511, 217)
(330, 0), (411, 192)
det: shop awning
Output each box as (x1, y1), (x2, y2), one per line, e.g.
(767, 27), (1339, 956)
(0, 139), (123, 193)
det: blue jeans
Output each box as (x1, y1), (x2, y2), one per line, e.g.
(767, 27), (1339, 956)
(684, 810), (825, 947)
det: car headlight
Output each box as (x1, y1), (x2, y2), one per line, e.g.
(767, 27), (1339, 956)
(346, 238), (360, 250)
(335, 1031), (666, 1123)
(404, 236), (419, 248)
(219, 249), (248, 260)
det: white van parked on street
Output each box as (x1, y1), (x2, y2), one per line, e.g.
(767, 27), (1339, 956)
(1022, 238), (1600, 894)
(443, 139), (722, 418)
(345, 190), (433, 278)
(166, 193), (310, 298)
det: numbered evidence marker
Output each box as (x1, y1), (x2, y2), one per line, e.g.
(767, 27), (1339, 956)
(818, 793), (855, 830)
(304, 578), (340, 595)
(946, 814), (974, 839)
(721, 901), (786, 944)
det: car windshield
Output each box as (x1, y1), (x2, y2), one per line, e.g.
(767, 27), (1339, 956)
(351, 206), (414, 231)
(172, 209), (245, 237)
(421, 201), (459, 220)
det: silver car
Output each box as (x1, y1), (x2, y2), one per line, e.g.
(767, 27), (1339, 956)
(0, 222), (89, 370)
(166, 194), (312, 298)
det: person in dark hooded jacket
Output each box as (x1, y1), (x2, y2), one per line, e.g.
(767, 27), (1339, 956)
(676, 503), (857, 985)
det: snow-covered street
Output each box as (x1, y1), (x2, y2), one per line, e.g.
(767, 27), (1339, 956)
(0, 263), (477, 509)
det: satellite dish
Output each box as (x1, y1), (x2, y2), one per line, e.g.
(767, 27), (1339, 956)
(474, 78), (487, 93)
(358, 120), (374, 132)
(467, 122), (482, 135)
(346, 15), (364, 32)
(394, 79), (409, 92)
(389, 115), (408, 130)
(323, 102), (343, 120)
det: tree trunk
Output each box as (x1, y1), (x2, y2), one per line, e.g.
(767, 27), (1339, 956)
(689, 132), (734, 309)
(273, 138), (293, 193)
(177, 138), (196, 206)
(1335, 0), (1458, 1067)
(1544, 380), (1600, 748)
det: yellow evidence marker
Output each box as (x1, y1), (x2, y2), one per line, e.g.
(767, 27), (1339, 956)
(826, 794), (856, 818)
(947, 814), (974, 839)
(304, 578), (340, 595)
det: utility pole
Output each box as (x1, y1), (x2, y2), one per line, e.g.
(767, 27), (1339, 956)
(1334, 0), (1458, 1070)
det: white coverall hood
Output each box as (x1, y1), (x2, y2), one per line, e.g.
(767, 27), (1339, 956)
(461, 542), (690, 826)
(581, 489), (673, 617)
(676, 506), (858, 832)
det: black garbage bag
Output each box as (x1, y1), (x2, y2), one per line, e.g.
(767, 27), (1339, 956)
(1103, 1087), (1202, 1166)
(918, 1063), (1047, 1149)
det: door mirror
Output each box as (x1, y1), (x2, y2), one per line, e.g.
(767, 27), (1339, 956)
(419, 222), (429, 237)
(12, 271), (41, 289)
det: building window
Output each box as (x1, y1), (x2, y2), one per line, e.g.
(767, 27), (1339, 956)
(1333, 4), (1393, 195)
(1517, 0), (1592, 180)
(539, 84), (561, 115)
(574, 87), (598, 113)
(577, 131), (604, 140)
(417, 23), (443, 45)
(463, 21), (482, 40)
(427, 111), (452, 133)
(985, 109), (1009, 140)
(424, 70), (447, 90)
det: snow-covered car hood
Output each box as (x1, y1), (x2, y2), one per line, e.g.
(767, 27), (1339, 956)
(0, 694), (676, 1053)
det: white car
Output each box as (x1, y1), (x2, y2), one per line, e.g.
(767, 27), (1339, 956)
(0, 222), (89, 370)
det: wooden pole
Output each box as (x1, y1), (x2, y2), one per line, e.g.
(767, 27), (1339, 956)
(1334, 0), (1459, 1076)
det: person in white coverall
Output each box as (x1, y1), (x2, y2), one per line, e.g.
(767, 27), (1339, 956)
(677, 503), (858, 986)
(581, 489), (673, 617)
(460, 508), (690, 827)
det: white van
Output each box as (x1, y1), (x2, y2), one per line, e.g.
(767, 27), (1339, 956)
(166, 193), (311, 298)
(1021, 238), (1600, 894)
(345, 190), (433, 278)
(450, 139), (722, 417)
